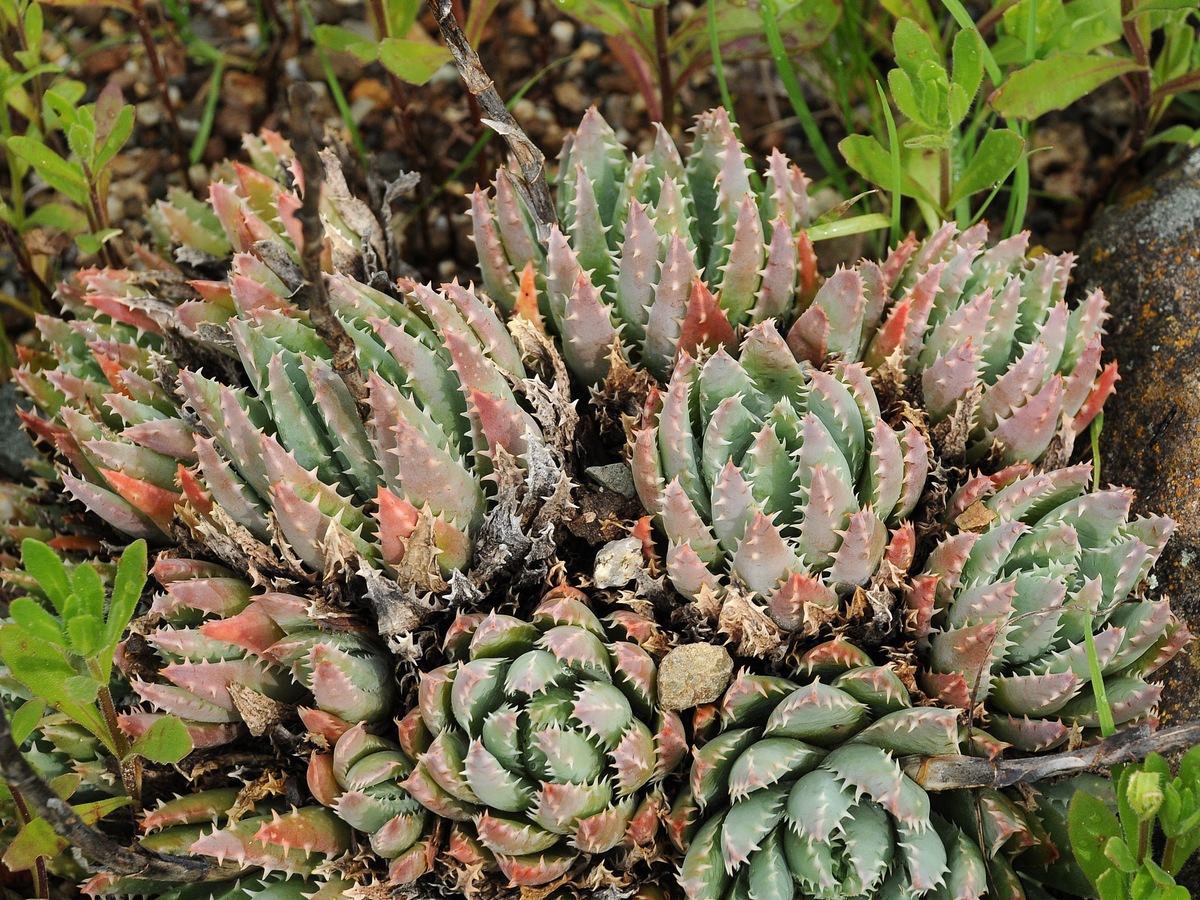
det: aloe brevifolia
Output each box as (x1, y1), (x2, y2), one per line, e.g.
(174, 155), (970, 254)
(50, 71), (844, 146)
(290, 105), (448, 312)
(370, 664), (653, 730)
(471, 107), (819, 383)
(632, 321), (928, 647)
(119, 556), (394, 749)
(336, 586), (687, 887)
(17, 132), (569, 585)
(307, 722), (437, 884)
(669, 638), (990, 899)
(788, 223), (1117, 466)
(909, 464), (1190, 752)
(85, 786), (355, 896)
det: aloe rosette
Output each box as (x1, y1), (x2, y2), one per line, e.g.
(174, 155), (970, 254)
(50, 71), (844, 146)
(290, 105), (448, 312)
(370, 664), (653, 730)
(787, 223), (1117, 466)
(909, 464), (1191, 752)
(471, 107), (819, 383)
(383, 585), (687, 886)
(118, 556), (393, 749)
(937, 781), (1097, 898)
(307, 722), (437, 884)
(669, 638), (987, 899)
(18, 132), (554, 581)
(632, 321), (928, 638)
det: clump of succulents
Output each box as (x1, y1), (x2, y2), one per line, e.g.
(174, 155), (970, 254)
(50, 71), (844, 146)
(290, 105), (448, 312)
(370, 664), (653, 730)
(471, 107), (819, 383)
(909, 464), (1190, 752)
(668, 638), (987, 899)
(632, 321), (928, 646)
(3, 106), (1191, 900)
(17, 132), (567, 585)
(379, 586), (687, 886)
(788, 223), (1117, 466)
(119, 556), (394, 749)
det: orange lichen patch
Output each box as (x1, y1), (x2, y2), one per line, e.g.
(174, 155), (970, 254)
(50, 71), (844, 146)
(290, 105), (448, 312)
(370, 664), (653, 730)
(1078, 153), (1200, 728)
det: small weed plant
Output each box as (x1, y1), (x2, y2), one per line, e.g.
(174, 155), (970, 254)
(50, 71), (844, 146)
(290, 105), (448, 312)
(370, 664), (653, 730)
(0, 539), (191, 893)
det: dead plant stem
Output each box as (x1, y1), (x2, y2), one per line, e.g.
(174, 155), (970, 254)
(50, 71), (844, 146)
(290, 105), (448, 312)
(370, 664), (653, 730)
(427, 0), (557, 239)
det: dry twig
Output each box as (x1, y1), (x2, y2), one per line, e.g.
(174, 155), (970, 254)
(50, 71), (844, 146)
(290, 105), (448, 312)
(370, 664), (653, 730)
(0, 697), (241, 884)
(904, 721), (1200, 791)
(427, 0), (558, 239)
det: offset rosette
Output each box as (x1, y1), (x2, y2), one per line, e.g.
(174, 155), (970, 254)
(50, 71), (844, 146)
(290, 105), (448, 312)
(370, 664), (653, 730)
(669, 639), (986, 899)
(633, 322), (928, 638)
(393, 586), (687, 886)
(909, 464), (1190, 752)
(788, 223), (1117, 466)
(18, 131), (556, 581)
(471, 107), (819, 382)
(308, 723), (437, 884)
(118, 557), (394, 749)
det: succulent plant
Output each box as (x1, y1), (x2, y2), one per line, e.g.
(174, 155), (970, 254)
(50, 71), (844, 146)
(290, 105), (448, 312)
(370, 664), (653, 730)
(632, 321), (928, 644)
(471, 107), (819, 383)
(307, 721), (437, 884)
(4, 105), (1189, 900)
(150, 876), (354, 900)
(18, 133), (566, 584)
(668, 637), (989, 899)
(909, 463), (1190, 752)
(0, 479), (103, 555)
(118, 556), (394, 749)
(383, 585), (687, 886)
(787, 223), (1117, 466)
(85, 786), (355, 896)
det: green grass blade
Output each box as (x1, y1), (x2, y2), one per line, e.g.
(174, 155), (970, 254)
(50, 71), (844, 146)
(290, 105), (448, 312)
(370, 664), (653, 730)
(189, 57), (225, 166)
(758, 0), (848, 195)
(300, 0), (367, 161)
(876, 81), (902, 244)
(806, 212), (890, 242)
(707, 0), (734, 117)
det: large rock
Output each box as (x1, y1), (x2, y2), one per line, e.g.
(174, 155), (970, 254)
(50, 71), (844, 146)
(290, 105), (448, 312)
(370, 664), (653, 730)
(1077, 147), (1200, 730)
(0, 381), (37, 480)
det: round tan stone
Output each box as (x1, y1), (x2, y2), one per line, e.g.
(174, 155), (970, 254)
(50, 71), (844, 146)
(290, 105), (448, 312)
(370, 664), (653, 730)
(656, 643), (734, 711)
